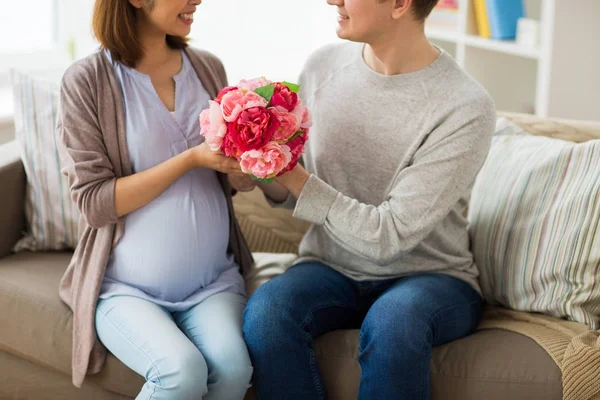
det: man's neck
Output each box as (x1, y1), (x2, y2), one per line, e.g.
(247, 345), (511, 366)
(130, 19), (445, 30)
(363, 26), (440, 76)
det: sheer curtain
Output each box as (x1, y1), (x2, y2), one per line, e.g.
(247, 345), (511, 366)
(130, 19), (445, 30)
(189, 0), (341, 84)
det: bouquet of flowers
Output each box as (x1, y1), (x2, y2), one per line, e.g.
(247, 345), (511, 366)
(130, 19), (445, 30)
(199, 77), (312, 182)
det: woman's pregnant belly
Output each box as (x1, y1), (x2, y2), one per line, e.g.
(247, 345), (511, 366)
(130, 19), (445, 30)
(104, 168), (234, 302)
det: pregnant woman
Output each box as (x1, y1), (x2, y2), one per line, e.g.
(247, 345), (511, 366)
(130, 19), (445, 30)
(57, 0), (253, 399)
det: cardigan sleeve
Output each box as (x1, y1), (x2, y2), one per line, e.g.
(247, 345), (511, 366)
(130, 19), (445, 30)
(56, 62), (119, 229)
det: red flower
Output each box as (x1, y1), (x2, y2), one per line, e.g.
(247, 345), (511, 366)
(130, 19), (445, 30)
(221, 128), (241, 159)
(229, 107), (280, 152)
(270, 82), (298, 112)
(279, 129), (308, 174)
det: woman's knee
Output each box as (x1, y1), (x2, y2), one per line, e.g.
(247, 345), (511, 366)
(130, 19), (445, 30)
(210, 360), (253, 395)
(153, 350), (209, 399)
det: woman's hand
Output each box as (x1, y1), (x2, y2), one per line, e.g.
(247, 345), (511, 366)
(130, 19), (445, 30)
(229, 174), (257, 192)
(189, 142), (244, 176)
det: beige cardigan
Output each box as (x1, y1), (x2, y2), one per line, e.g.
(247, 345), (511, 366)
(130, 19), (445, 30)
(56, 48), (253, 387)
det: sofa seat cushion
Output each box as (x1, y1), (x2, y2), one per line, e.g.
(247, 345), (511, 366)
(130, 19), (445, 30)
(0, 251), (562, 399)
(242, 253), (563, 399)
(315, 328), (562, 399)
(0, 251), (143, 397)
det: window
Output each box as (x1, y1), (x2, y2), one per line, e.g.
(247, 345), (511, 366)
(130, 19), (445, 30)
(0, 1), (57, 53)
(0, 0), (96, 120)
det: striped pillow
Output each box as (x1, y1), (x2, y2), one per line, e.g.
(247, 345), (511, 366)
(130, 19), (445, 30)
(468, 119), (600, 329)
(11, 69), (79, 251)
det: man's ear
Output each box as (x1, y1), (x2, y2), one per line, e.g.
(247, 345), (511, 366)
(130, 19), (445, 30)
(392, 0), (413, 19)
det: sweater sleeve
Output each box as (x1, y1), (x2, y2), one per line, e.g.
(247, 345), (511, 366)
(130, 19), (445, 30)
(56, 64), (118, 229)
(293, 100), (495, 266)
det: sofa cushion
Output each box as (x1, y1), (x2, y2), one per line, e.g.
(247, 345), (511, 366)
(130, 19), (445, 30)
(0, 350), (128, 400)
(10, 69), (80, 252)
(0, 251), (562, 399)
(0, 251), (142, 397)
(469, 119), (600, 329)
(314, 328), (561, 400)
(233, 188), (309, 253)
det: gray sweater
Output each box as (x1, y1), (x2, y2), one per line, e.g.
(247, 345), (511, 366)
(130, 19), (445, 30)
(285, 42), (495, 294)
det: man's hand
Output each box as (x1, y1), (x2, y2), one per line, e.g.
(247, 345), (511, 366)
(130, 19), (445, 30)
(228, 174), (258, 192)
(275, 164), (311, 198)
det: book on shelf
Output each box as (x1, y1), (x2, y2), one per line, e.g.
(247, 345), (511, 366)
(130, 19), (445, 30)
(473, 0), (491, 38)
(436, 0), (459, 8)
(485, 0), (525, 40)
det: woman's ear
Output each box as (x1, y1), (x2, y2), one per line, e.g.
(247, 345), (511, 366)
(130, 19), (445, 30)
(128, 0), (144, 9)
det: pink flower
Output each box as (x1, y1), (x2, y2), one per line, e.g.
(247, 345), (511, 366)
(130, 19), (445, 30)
(291, 101), (313, 129)
(221, 131), (241, 159)
(215, 86), (238, 104)
(221, 91), (268, 122)
(270, 82), (298, 112)
(240, 142), (292, 179)
(270, 107), (300, 143)
(237, 77), (272, 92)
(280, 130), (308, 174)
(229, 107), (280, 152)
(199, 100), (227, 150)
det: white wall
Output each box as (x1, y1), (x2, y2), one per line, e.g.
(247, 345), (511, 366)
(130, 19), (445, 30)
(189, 0), (340, 84)
(1, 0), (341, 84)
(544, 0), (600, 120)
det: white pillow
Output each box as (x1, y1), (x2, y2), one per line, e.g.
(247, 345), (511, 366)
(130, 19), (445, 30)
(469, 119), (600, 329)
(11, 68), (80, 251)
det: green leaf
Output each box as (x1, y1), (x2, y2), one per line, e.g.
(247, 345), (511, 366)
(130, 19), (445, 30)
(250, 174), (275, 184)
(286, 130), (304, 142)
(283, 81), (300, 93)
(254, 84), (275, 102)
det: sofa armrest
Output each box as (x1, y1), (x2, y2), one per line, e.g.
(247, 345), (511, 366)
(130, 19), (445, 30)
(0, 140), (25, 258)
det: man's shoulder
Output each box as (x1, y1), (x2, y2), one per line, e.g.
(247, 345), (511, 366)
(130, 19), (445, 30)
(429, 53), (494, 111)
(304, 42), (356, 70)
(299, 42), (357, 93)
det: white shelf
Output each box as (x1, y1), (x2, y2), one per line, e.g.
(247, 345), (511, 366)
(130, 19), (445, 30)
(463, 35), (540, 60)
(424, 0), (600, 120)
(426, 28), (541, 60)
(425, 27), (461, 43)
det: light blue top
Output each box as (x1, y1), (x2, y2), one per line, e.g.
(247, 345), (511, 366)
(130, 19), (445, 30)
(99, 50), (244, 311)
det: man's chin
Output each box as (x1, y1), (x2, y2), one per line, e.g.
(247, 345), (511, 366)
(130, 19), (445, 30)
(336, 30), (354, 42)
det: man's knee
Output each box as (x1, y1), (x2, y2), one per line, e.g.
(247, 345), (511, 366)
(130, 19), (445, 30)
(360, 296), (433, 355)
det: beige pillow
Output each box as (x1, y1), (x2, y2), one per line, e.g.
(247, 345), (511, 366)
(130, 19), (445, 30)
(11, 69), (79, 251)
(469, 119), (600, 329)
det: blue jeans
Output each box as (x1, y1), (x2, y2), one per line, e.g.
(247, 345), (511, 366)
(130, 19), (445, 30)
(243, 262), (483, 400)
(95, 292), (253, 400)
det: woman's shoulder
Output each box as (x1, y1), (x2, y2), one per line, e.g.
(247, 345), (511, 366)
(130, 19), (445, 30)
(61, 51), (110, 92)
(184, 46), (223, 67)
(184, 46), (227, 82)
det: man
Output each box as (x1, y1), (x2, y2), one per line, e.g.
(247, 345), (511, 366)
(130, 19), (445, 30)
(233, 0), (495, 398)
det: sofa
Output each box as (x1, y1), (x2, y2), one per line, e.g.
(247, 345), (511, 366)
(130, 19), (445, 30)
(1, 112), (596, 400)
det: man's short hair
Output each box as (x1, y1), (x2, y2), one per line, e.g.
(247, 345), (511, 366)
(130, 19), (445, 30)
(412, 0), (440, 21)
